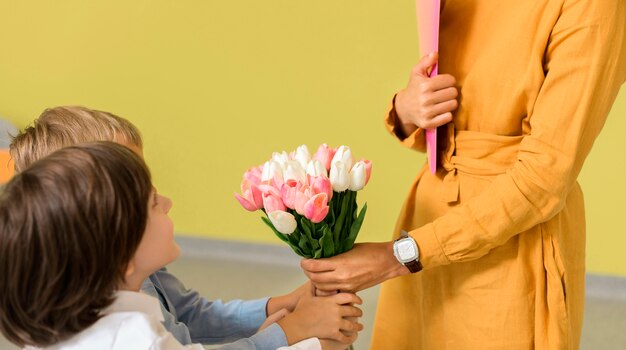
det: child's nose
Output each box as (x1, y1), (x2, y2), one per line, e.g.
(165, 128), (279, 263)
(159, 194), (173, 213)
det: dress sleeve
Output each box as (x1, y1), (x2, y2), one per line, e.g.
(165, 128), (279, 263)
(384, 95), (427, 153)
(412, 0), (626, 268)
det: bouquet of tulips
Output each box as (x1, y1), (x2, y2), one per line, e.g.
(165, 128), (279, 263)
(235, 144), (371, 258)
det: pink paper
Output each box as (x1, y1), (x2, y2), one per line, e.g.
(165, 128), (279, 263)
(416, 0), (441, 173)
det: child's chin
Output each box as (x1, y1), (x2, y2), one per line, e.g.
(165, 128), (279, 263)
(168, 244), (181, 263)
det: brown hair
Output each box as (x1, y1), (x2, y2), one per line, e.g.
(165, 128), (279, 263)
(0, 142), (152, 347)
(9, 106), (143, 172)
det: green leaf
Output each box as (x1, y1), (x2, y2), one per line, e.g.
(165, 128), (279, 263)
(298, 233), (310, 252)
(287, 230), (308, 257)
(343, 202), (367, 252)
(300, 218), (320, 251)
(315, 223), (326, 258)
(261, 216), (289, 244)
(321, 225), (335, 258)
(330, 191), (342, 213)
(300, 217), (312, 237)
(325, 204), (336, 228)
(342, 191), (356, 242)
(332, 191), (350, 239)
(313, 248), (322, 259)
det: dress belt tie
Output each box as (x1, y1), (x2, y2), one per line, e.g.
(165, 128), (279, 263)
(440, 124), (525, 203)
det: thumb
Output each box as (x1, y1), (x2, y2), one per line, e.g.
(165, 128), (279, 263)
(258, 308), (289, 332)
(414, 52), (439, 77)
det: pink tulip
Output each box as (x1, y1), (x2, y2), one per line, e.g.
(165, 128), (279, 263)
(313, 144), (336, 171)
(234, 170), (264, 211)
(294, 185), (312, 216)
(362, 159), (372, 185)
(262, 189), (286, 213)
(309, 175), (333, 201)
(280, 179), (300, 210)
(244, 165), (263, 186)
(258, 181), (280, 195)
(304, 193), (330, 223)
(234, 192), (261, 211)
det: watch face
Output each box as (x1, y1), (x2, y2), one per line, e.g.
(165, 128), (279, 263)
(398, 240), (417, 261)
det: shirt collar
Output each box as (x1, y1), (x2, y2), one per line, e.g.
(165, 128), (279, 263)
(102, 291), (164, 322)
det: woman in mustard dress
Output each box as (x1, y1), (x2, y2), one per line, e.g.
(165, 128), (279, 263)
(302, 0), (626, 348)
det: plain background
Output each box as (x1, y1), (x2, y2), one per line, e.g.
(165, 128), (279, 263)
(0, 0), (625, 276)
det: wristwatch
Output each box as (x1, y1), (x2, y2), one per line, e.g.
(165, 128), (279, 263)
(393, 230), (423, 273)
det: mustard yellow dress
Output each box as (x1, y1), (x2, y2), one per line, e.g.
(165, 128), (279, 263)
(371, 1), (626, 349)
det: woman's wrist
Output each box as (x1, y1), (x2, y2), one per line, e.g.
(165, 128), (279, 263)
(393, 91), (419, 137)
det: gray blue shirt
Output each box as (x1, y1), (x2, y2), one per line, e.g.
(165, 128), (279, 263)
(141, 268), (288, 350)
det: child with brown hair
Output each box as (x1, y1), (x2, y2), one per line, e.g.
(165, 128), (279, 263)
(0, 142), (361, 350)
(6, 107), (362, 350)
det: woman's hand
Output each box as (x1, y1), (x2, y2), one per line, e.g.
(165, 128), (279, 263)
(301, 242), (409, 293)
(395, 52), (459, 136)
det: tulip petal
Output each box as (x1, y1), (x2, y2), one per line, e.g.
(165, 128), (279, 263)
(304, 193), (329, 223)
(349, 162), (366, 191)
(329, 161), (350, 192)
(234, 192), (260, 212)
(268, 210), (297, 234)
(313, 143), (336, 171)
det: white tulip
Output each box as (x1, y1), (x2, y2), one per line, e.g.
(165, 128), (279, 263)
(261, 160), (283, 182)
(306, 159), (327, 178)
(294, 145), (311, 169)
(329, 161), (350, 192)
(283, 160), (306, 183)
(271, 151), (289, 168)
(268, 210), (297, 235)
(261, 161), (271, 181)
(331, 145), (353, 170)
(349, 161), (367, 191)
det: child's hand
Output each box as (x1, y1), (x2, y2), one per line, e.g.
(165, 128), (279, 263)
(258, 308), (289, 332)
(266, 281), (310, 316)
(277, 287), (363, 345)
(395, 52), (458, 133)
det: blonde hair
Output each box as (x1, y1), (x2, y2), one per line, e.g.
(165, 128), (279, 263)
(10, 106), (142, 172)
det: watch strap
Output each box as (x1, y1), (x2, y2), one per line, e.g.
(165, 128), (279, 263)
(404, 259), (423, 273)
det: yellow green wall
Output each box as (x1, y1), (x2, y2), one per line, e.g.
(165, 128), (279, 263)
(1, 1), (624, 276)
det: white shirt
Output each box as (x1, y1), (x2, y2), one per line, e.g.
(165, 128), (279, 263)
(25, 291), (320, 350)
